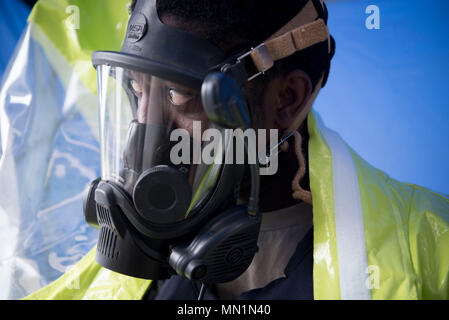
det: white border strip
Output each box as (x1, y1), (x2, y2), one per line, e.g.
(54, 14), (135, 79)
(316, 115), (371, 300)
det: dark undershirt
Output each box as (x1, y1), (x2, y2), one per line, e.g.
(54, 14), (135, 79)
(144, 227), (313, 300)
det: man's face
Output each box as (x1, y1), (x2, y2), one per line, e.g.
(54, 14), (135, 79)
(115, 11), (314, 213)
(131, 71), (210, 135)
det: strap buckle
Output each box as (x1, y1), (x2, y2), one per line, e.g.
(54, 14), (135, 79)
(237, 43), (273, 81)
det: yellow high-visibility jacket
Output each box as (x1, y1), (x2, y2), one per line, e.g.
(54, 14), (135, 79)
(24, 109), (449, 300)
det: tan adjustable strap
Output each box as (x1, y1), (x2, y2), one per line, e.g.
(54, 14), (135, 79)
(248, 0), (330, 74)
(268, 0), (319, 40)
(250, 19), (329, 73)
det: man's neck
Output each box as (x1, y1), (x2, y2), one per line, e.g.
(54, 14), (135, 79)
(239, 122), (310, 213)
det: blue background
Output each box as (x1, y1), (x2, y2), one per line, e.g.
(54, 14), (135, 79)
(0, 0), (30, 78)
(1, 0), (448, 194)
(315, 0), (449, 194)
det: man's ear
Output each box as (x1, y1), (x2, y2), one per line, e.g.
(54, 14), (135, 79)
(275, 70), (312, 130)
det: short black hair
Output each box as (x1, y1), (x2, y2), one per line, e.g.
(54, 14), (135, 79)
(130, 0), (335, 92)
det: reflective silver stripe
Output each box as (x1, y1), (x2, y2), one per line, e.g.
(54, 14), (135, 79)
(317, 115), (371, 300)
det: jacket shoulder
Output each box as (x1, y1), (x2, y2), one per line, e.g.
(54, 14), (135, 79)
(406, 184), (449, 299)
(23, 247), (151, 300)
(351, 148), (449, 299)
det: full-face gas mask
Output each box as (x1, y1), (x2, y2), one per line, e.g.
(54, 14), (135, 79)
(83, 0), (332, 284)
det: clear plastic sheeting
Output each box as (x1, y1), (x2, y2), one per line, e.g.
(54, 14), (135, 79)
(0, 22), (100, 300)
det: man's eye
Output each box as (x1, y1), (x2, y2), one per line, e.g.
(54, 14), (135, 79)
(169, 88), (194, 106)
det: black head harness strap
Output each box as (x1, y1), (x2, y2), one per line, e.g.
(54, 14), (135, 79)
(93, 0), (226, 89)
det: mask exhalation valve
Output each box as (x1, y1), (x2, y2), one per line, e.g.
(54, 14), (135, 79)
(168, 205), (261, 284)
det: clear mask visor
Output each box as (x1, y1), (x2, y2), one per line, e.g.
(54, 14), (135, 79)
(96, 65), (227, 221)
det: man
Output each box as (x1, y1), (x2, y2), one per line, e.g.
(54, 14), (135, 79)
(25, 0), (449, 300)
(137, 0), (330, 299)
